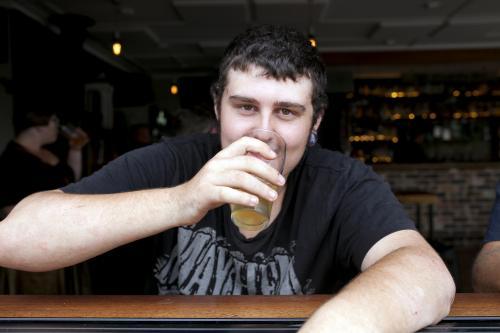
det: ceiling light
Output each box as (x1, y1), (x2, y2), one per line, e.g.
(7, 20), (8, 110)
(170, 84), (179, 95)
(112, 32), (122, 56)
(112, 41), (122, 56)
(308, 34), (317, 48)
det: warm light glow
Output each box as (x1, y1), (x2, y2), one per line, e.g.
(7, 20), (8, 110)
(470, 111), (479, 118)
(372, 156), (393, 163)
(390, 91), (398, 98)
(309, 37), (317, 48)
(170, 84), (179, 95)
(392, 137), (399, 143)
(429, 113), (437, 120)
(112, 42), (122, 56)
(452, 90), (461, 97)
(453, 112), (462, 119)
(392, 113), (401, 120)
(408, 113), (415, 120)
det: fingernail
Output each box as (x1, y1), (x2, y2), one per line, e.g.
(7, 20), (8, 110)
(249, 196), (259, 205)
(278, 175), (286, 185)
(269, 190), (277, 200)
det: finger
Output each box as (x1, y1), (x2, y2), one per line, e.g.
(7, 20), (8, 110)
(215, 186), (259, 208)
(216, 136), (277, 160)
(214, 170), (278, 202)
(213, 155), (285, 187)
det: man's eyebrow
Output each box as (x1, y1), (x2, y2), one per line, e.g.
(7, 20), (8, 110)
(229, 95), (259, 104)
(228, 95), (306, 111)
(275, 101), (306, 111)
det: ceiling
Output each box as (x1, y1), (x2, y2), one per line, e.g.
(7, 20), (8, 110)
(4, 0), (500, 78)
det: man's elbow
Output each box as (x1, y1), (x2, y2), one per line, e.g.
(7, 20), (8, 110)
(423, 255), (456, 325)
(407, 250), (455, 328)
(436, 268), (456, 320)
(471, 243), (500, 292)
(472, 259), (500, 292)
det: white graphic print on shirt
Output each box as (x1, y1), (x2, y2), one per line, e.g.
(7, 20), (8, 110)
(154, 226), (313, 295)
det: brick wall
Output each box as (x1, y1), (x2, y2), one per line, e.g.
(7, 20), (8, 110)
(374, 163), (500, 247)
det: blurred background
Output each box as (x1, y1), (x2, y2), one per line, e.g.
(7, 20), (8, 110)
(1, 0), (500, 293)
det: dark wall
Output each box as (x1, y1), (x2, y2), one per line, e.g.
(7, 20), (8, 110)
(0, 9), (8, 65)
(8, 9), (153, 124)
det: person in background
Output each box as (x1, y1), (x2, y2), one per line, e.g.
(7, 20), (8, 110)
(0, 109), (89, 294)
(0, 25), (454, 331)
(472, 182), (500, 292)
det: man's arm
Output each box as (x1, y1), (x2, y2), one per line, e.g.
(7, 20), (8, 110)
(0, 137), (284, 272)
(0, 187), (199, 272)
(300, 230), (455, 332)
(472, 241), (500, 292)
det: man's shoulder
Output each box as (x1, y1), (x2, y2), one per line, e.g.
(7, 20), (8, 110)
(127, 133), (219, 161)
(158, 133), (220, 155)
(304, 146), (370, 176)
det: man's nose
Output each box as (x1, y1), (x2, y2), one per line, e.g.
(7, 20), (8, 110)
(258, 111), (274, 131)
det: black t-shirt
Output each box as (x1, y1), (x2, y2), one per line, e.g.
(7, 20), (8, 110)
(0, 141), (74, 208)
(63, 133), (415, 295)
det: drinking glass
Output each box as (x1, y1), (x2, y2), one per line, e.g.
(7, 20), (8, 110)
(59, 124), (88, 148)
(230, 128), (286, 232)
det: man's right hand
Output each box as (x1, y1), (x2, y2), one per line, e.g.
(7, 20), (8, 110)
(181, 136), (286, 224)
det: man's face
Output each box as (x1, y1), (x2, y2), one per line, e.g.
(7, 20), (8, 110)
(217, 65), (322, 178)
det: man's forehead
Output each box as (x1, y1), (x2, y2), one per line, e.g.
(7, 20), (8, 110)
(224, 67), (313, 108)
(226, 65), (310, 82)
(225, 66), (313, 93)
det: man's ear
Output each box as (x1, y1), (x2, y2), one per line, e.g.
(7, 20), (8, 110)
(313, 110), (324, 132)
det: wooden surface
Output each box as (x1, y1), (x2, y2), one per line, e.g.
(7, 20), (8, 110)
(0, 293), (498, 319)
(451, 293), (500, 317)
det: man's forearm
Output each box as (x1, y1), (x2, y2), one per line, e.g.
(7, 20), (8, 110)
(0, 185), (199, 272)
(300, 246), (455, 332)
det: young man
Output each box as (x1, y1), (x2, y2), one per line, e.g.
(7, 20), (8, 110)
(0, 25), (454, 331)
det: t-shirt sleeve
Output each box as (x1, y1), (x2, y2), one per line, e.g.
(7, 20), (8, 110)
(334, 161), (416, 270)
(61, 143), (177, 194)
(484, 182), (500, 243)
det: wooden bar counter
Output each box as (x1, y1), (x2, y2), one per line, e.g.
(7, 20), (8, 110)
(0, 293), (498, 318)
(0, 293), (499, 331)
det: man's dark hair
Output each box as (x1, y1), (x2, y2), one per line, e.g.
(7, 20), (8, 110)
(13, 110), (55, 135)
(211, 25), (328, 124)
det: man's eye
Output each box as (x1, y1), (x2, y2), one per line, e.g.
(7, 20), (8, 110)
(279, 108), (293, 116)
(241, 105), (255, 111)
